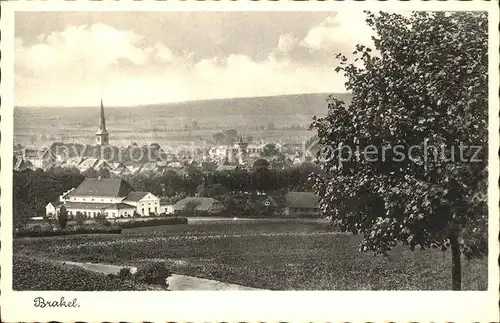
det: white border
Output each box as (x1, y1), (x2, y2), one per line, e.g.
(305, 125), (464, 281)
(1, 1), (499, 322)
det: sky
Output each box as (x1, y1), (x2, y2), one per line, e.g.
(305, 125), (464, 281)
(15, 11), (375, 107)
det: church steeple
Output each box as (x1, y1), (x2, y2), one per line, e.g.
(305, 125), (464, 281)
(100, 98), (106, 132)
(96, 98), (109, 146)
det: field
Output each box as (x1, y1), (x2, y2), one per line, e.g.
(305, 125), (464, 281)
(14, 93), (347, 148)
(13, 219), (487, 290)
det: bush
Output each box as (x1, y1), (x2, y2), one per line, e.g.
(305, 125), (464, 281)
(117, 267), (133, 281)
(58, 207), (69, 229)
(75, 212), (86, 225)
(14, 224), (122, 238)
(134, 260), (171, 287)
(118, 217), (188, 229)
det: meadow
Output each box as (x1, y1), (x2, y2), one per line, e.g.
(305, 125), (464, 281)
(13, 219), (487, 290)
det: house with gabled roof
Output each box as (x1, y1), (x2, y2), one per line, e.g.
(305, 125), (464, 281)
(122, 191), (161, 216)
(14, 158), (33, 171)
(174, 197), (224, 215)
(283, 191), (320, 218)
(50, 177), (160, 218)
(22, 148), (56, 170)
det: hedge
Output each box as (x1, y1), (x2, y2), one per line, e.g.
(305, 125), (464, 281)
(118, 216), (188, 229)
(15, 225), (122, 238)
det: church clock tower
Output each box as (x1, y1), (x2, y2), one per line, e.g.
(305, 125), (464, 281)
(96, 99), (109, 146)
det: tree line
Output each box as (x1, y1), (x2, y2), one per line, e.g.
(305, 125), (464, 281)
(13, 163), (320, 229)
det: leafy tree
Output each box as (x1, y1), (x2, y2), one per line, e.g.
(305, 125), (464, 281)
(213, 132), (226, 145)
(253, 158), (270, 170)
(260, 143), (279, 157)
(223, 195), (238, 217)
(57, 206), (69, 229)
(224, 129), (239, 145)
(184, 200), (201, 216)
(75, 211), (86, 226)
(310, 11), (487, 290)
(150, 143), (161, 150)
(206, 183), (227, 199)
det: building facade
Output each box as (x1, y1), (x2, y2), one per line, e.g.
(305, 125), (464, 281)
(283, 191), (321, 218)
(47, 178), (160, 218)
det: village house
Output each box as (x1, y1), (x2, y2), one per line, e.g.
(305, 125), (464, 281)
(45, 201), (63, 218)
(14, 158), (33, 171)
(174, 197), (224, 215)
(283, 191), (320, 218)
(160, 203), (175, 215)
(47, 178), (160, 218)
(20, 148), (56, 170)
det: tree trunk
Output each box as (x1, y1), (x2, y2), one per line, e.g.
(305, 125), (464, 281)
(450, 233), (462, 290)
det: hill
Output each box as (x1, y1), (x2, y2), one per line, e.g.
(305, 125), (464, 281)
(14, 92), (352, 148)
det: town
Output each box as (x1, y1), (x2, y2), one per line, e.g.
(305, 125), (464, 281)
(14, 99), (323, 223)
(10, 9), (489, 299)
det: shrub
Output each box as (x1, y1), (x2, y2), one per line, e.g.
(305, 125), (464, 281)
(75, 212), (86, 225)
(14, 224), (122, 238)
(117, 267), (133, 281)
(118, 217), (188, 229)
(58, 207), (69, 229)
(134, 260), (171, 288)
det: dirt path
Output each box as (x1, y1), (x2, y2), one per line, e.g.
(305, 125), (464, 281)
(60, 261), (265, 291)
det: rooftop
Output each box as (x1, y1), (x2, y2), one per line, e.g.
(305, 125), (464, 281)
(284, 191), (319, 208)
(68, 178), (133, 198)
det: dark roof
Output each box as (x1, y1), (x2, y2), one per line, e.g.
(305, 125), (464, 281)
(174, 197), (222, 211)
(68, 178), (133, 197)
(284, 192), (319, 208)
(123, 191), (150, 202)
(14, 159), (32, 170)
(65, 202), (135, 210)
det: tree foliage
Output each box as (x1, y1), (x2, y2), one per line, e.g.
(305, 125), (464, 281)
(310, 12), (487, 289)
(57, 206), (69, 230)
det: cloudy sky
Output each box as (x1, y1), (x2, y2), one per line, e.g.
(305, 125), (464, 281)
(15, 11), (375, 107)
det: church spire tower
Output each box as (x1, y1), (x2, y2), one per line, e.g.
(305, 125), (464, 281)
(96, 98), (109, 145)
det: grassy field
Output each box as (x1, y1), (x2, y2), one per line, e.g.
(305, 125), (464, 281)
(13, 220), (487, 290)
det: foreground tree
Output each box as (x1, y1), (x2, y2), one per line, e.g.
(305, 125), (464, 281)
(310, 11), (487, 290)
(57, 206), (69, 230)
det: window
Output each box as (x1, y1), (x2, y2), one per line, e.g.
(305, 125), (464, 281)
(83, 211), (87, 215)
(83, 198), (86, 201)
(93, 212), (96, 216)
(101, 199), (104, 202)
(142, 208), (144, 214)
(155, 207), (157, 213)
(92, 199), (94, 201)
(105, 212), (109, 216)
